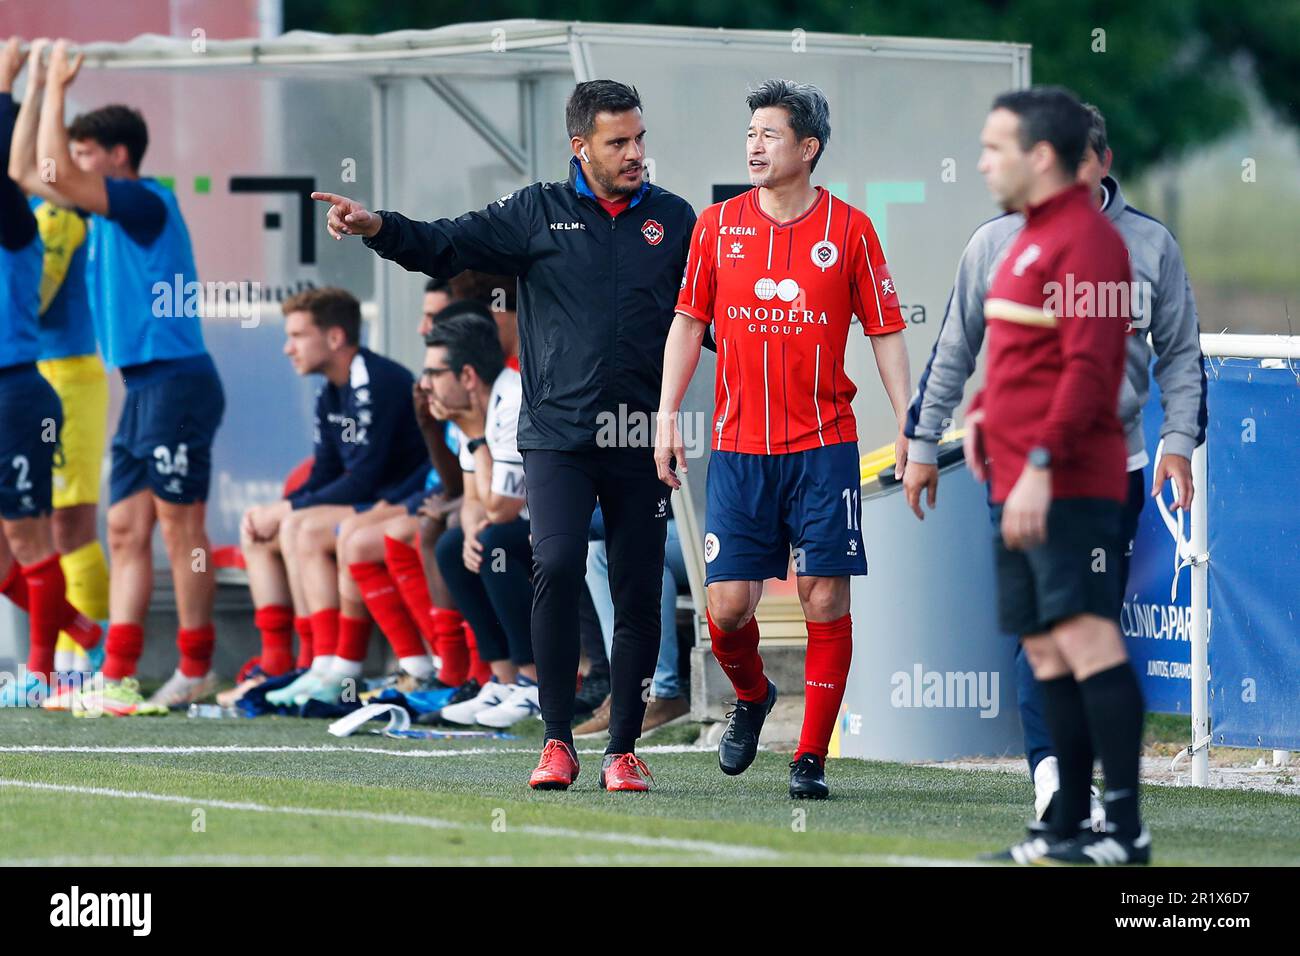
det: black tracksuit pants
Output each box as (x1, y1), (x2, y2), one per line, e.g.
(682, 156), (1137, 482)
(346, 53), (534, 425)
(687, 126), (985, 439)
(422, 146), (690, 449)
(523, 447), (668, 755)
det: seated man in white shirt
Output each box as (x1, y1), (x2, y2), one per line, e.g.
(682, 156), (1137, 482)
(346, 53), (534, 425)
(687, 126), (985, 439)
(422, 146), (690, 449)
(427, 314), (537, 728)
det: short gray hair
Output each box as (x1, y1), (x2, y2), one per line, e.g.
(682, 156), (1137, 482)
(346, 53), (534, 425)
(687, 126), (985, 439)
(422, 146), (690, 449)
(746, 79), (831, 172)
(1082, 102), (1108, 158)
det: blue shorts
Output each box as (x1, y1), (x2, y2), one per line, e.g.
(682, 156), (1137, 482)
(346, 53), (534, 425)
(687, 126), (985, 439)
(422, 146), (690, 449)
(110, 354), (225, 505)
(704, 442), (867, 584)
(0, 364), (62, 519)
(384, 464), (435, 515)
(399, 466), (444, 515)
(353, 465), (435, 516)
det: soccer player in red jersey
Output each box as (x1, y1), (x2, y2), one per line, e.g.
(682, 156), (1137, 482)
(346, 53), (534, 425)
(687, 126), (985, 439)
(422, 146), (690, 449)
(656, 79), (912, 799)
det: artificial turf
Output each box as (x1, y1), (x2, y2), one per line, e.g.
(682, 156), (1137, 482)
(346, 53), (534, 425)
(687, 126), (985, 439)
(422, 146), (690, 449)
(1, 709), (1295, 866)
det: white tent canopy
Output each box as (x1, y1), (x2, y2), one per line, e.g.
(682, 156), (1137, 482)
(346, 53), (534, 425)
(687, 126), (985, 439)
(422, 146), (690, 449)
(70, 20), (1028, 79)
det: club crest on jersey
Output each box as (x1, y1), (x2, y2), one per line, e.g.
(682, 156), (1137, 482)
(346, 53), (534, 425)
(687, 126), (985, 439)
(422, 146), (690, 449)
(641, 219), (665, 245)
(704, 532), (720, 563)
(810, 239), (839, 269)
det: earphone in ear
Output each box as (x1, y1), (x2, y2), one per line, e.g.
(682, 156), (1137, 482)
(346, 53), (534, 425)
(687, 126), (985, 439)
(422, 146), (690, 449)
(580, 146), (590, 163)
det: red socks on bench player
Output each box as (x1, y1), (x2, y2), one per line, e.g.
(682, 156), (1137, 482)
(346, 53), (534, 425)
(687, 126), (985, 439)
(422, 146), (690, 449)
(334, 613), (372, 676)
(294, 615), (314, 669)
(381, 537), (438, 647)
(348, 561), (427, 662)
(253, 604), (295, 677)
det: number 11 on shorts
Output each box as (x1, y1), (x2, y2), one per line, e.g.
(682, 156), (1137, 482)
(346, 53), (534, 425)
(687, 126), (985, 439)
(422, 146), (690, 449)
(841, 487), (859, 531)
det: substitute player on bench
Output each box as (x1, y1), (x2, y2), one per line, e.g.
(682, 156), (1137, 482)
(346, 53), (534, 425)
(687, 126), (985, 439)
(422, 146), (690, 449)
(656, 79), (912, 799)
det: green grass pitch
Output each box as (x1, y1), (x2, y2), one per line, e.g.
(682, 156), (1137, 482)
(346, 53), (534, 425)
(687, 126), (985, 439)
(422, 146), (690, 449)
(0, 710), (1294, 866)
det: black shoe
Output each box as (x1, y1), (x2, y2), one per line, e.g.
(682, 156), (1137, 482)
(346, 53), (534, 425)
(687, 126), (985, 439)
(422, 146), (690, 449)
(981, 820), (1060, 863)
(415, 678), (480, 725)
(1038, 826), (1152, 866)
(573, 671), (611, 716)
(718, 679), (777, 776)
(788, 752), (829, 799)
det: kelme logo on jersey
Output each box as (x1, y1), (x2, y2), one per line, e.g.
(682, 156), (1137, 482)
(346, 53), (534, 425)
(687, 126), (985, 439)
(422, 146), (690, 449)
(641, 219), (664, 245)
(810, 239), (839, 269)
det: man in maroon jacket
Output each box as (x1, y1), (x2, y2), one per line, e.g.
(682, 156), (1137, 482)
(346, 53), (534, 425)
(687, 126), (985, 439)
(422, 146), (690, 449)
(966, 87), (1149, 866)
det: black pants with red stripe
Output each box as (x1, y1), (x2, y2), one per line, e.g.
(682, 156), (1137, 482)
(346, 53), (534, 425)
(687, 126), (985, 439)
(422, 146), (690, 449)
(523, 447), (668, 755)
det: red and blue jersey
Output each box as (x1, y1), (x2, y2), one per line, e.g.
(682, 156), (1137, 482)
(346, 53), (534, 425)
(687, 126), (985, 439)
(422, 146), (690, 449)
(676, 187), (906, 455)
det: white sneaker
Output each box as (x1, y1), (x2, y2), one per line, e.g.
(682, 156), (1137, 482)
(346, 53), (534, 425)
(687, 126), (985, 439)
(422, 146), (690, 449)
(147, 670), (219, 710)
(1033, 756), (1060, 821)
(475, 681), (541, 728)
(1090, 785), (1107, 833)
(439, 679), (514, 725)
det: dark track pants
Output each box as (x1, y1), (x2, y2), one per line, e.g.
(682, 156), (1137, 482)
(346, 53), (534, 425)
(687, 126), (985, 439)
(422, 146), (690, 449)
(523, 447), (668, 754)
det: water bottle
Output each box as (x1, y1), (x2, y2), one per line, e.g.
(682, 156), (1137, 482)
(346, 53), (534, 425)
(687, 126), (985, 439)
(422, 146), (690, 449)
(187, 703), (236, 719)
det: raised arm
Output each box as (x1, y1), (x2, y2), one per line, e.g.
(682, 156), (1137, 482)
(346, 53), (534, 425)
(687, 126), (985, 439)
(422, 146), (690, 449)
(36, 40), (105, 214)
(0, 38), (37, 252)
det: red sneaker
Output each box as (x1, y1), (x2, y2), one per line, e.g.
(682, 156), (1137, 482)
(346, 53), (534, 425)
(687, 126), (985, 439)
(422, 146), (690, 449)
(529, 739), (580, 790)
(599, 753), (654, 792)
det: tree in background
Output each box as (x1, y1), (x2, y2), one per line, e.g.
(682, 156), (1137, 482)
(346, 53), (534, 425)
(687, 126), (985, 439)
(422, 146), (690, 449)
(285, 0), (1299, 180)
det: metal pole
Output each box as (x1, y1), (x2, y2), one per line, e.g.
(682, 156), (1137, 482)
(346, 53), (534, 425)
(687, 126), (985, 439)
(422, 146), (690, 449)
(1190, 440), (1210, 786)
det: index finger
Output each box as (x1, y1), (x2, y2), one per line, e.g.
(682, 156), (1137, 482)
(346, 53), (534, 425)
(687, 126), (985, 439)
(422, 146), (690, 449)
(310, 191), (349, 206)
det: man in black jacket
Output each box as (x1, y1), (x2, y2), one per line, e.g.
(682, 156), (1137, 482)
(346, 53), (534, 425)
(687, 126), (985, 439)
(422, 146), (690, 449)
(313, 80), (695, 792)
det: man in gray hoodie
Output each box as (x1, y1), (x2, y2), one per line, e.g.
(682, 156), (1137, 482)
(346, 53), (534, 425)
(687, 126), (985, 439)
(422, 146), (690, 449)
(902, 104), (1207, 824)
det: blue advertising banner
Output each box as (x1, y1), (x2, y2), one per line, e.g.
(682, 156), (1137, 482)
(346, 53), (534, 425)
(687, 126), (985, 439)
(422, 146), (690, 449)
(1206, 360), (1300, 751)
(1121, 367), (1200, 714)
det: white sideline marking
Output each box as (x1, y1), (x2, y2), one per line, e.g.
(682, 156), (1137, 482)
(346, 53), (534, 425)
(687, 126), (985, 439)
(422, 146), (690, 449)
(0, 744), (711, 757)
(0, 779), (776, 861)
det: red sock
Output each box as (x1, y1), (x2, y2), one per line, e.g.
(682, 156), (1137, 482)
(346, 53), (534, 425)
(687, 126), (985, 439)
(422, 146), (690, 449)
(178, 624), (215, 678)
(19, 554), (101, 652)
(431, 607), (468, 685)
(383, 537), (437, 646)
(707, 610), (768, 703)
(797, 614), (853, 761)
(349, 561), (426, 660)
(254, 604), (294, 677)
(464, 623), (493, 685)
(104, 623), (145, 681)
(19, 557), (68, 678)
(310, 608), (339, 659)
(336, 614), (372, 664)
(1, 562), (29, 609)
(293, 616), (313, 671)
